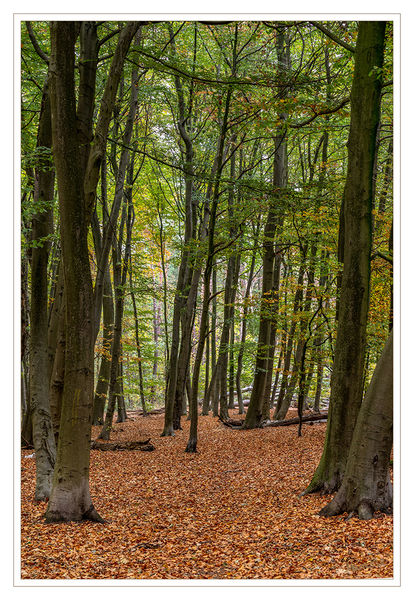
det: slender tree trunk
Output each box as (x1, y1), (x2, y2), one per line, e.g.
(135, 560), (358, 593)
(130, 261), (147, 416)
(275, 243), (316, 420)
(162, 25), (196, 436)
(185, 84), (233, 451)
(92, 265), (114, 425)
(151, 294), (160, 403)
(99, 169), (133, 440)
(30, 82), (56, 500)
(201, 313), (210, 415)
(116, 354), (127, 422)
(274, 253), (306, 419)
(235, 227), (259, 414)
(244, 72), (288, 429)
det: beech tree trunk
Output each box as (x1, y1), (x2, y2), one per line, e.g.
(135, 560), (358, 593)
(30, 82), (56, 500)
(45, 22), (102, 522)
(304, 21), (386, 495)
(319, 331), (393, 519)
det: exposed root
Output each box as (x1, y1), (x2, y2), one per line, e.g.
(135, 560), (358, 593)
(82, 504), (106, 524)
(45, 504), (105, 524)
(185, 438), (197, 453)
(219, 415), (244, 428)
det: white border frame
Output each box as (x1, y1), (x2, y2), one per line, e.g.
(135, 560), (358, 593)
(12, 9), (401, 590)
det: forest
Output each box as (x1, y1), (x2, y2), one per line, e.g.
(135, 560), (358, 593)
(20, 19), (394, 580)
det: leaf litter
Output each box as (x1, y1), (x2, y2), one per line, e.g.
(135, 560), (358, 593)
(20, 409), (393, 580)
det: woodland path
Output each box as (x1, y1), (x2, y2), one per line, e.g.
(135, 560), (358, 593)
(21, 410), (393, 580)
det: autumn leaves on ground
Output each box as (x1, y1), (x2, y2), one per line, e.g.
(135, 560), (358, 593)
(21, 410), (393, 580)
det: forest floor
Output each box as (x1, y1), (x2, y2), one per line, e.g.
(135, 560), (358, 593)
(20, 409), (393, 581)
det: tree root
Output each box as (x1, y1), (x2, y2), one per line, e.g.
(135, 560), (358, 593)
(185, 438), (197, 453)
(45, 504), (106, 524)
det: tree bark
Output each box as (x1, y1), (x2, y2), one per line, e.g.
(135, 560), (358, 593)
(30, 81), (56, 500)
(92, 264), (114, 425)
(45, 22), (102, 523)
(319, 331), (393, 519)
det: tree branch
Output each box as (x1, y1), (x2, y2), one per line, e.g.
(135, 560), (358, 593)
(310, 21), (356, 53)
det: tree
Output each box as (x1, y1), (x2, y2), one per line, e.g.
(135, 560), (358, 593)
(45, 20), (138, 522)
(29, 80), (56, 500)
(304, 21), (386, 494)
(44, 21), (102, 522)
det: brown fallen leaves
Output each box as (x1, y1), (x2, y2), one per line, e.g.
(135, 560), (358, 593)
(20, 410), (393, 580)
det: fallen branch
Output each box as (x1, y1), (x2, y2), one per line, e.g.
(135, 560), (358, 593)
(91, 439), (155, 451)
(127, 407), (165, 416)
(261, 412), (328, 428)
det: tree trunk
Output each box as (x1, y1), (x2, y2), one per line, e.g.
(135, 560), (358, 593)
(201, 312), (210, 415)
(304, 21), (386, 495)
(185, 85), (233, 452)
(162, 25), (197, 436)
(235, 226), (259, 414)
(274, 253), (306, 419)
(30, 81), (56, 500)
(130, 261), (147, 416)
(319, 331), (393, 519)
(244, 31), (290, 429)
(99, 167), (133, 440)
(45, 22), (102, 523)
(275, 243), (316, 420)
(92, 265), (114, 425)
(116, 355), (127, 422)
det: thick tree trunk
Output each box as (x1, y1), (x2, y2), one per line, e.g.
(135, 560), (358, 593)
(319, 331), (393, 519)
(47, 260), (64, 383)
(48, 293), (66, 443)
(304, 21), (385, 495)
(45, 22), (102, 523)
